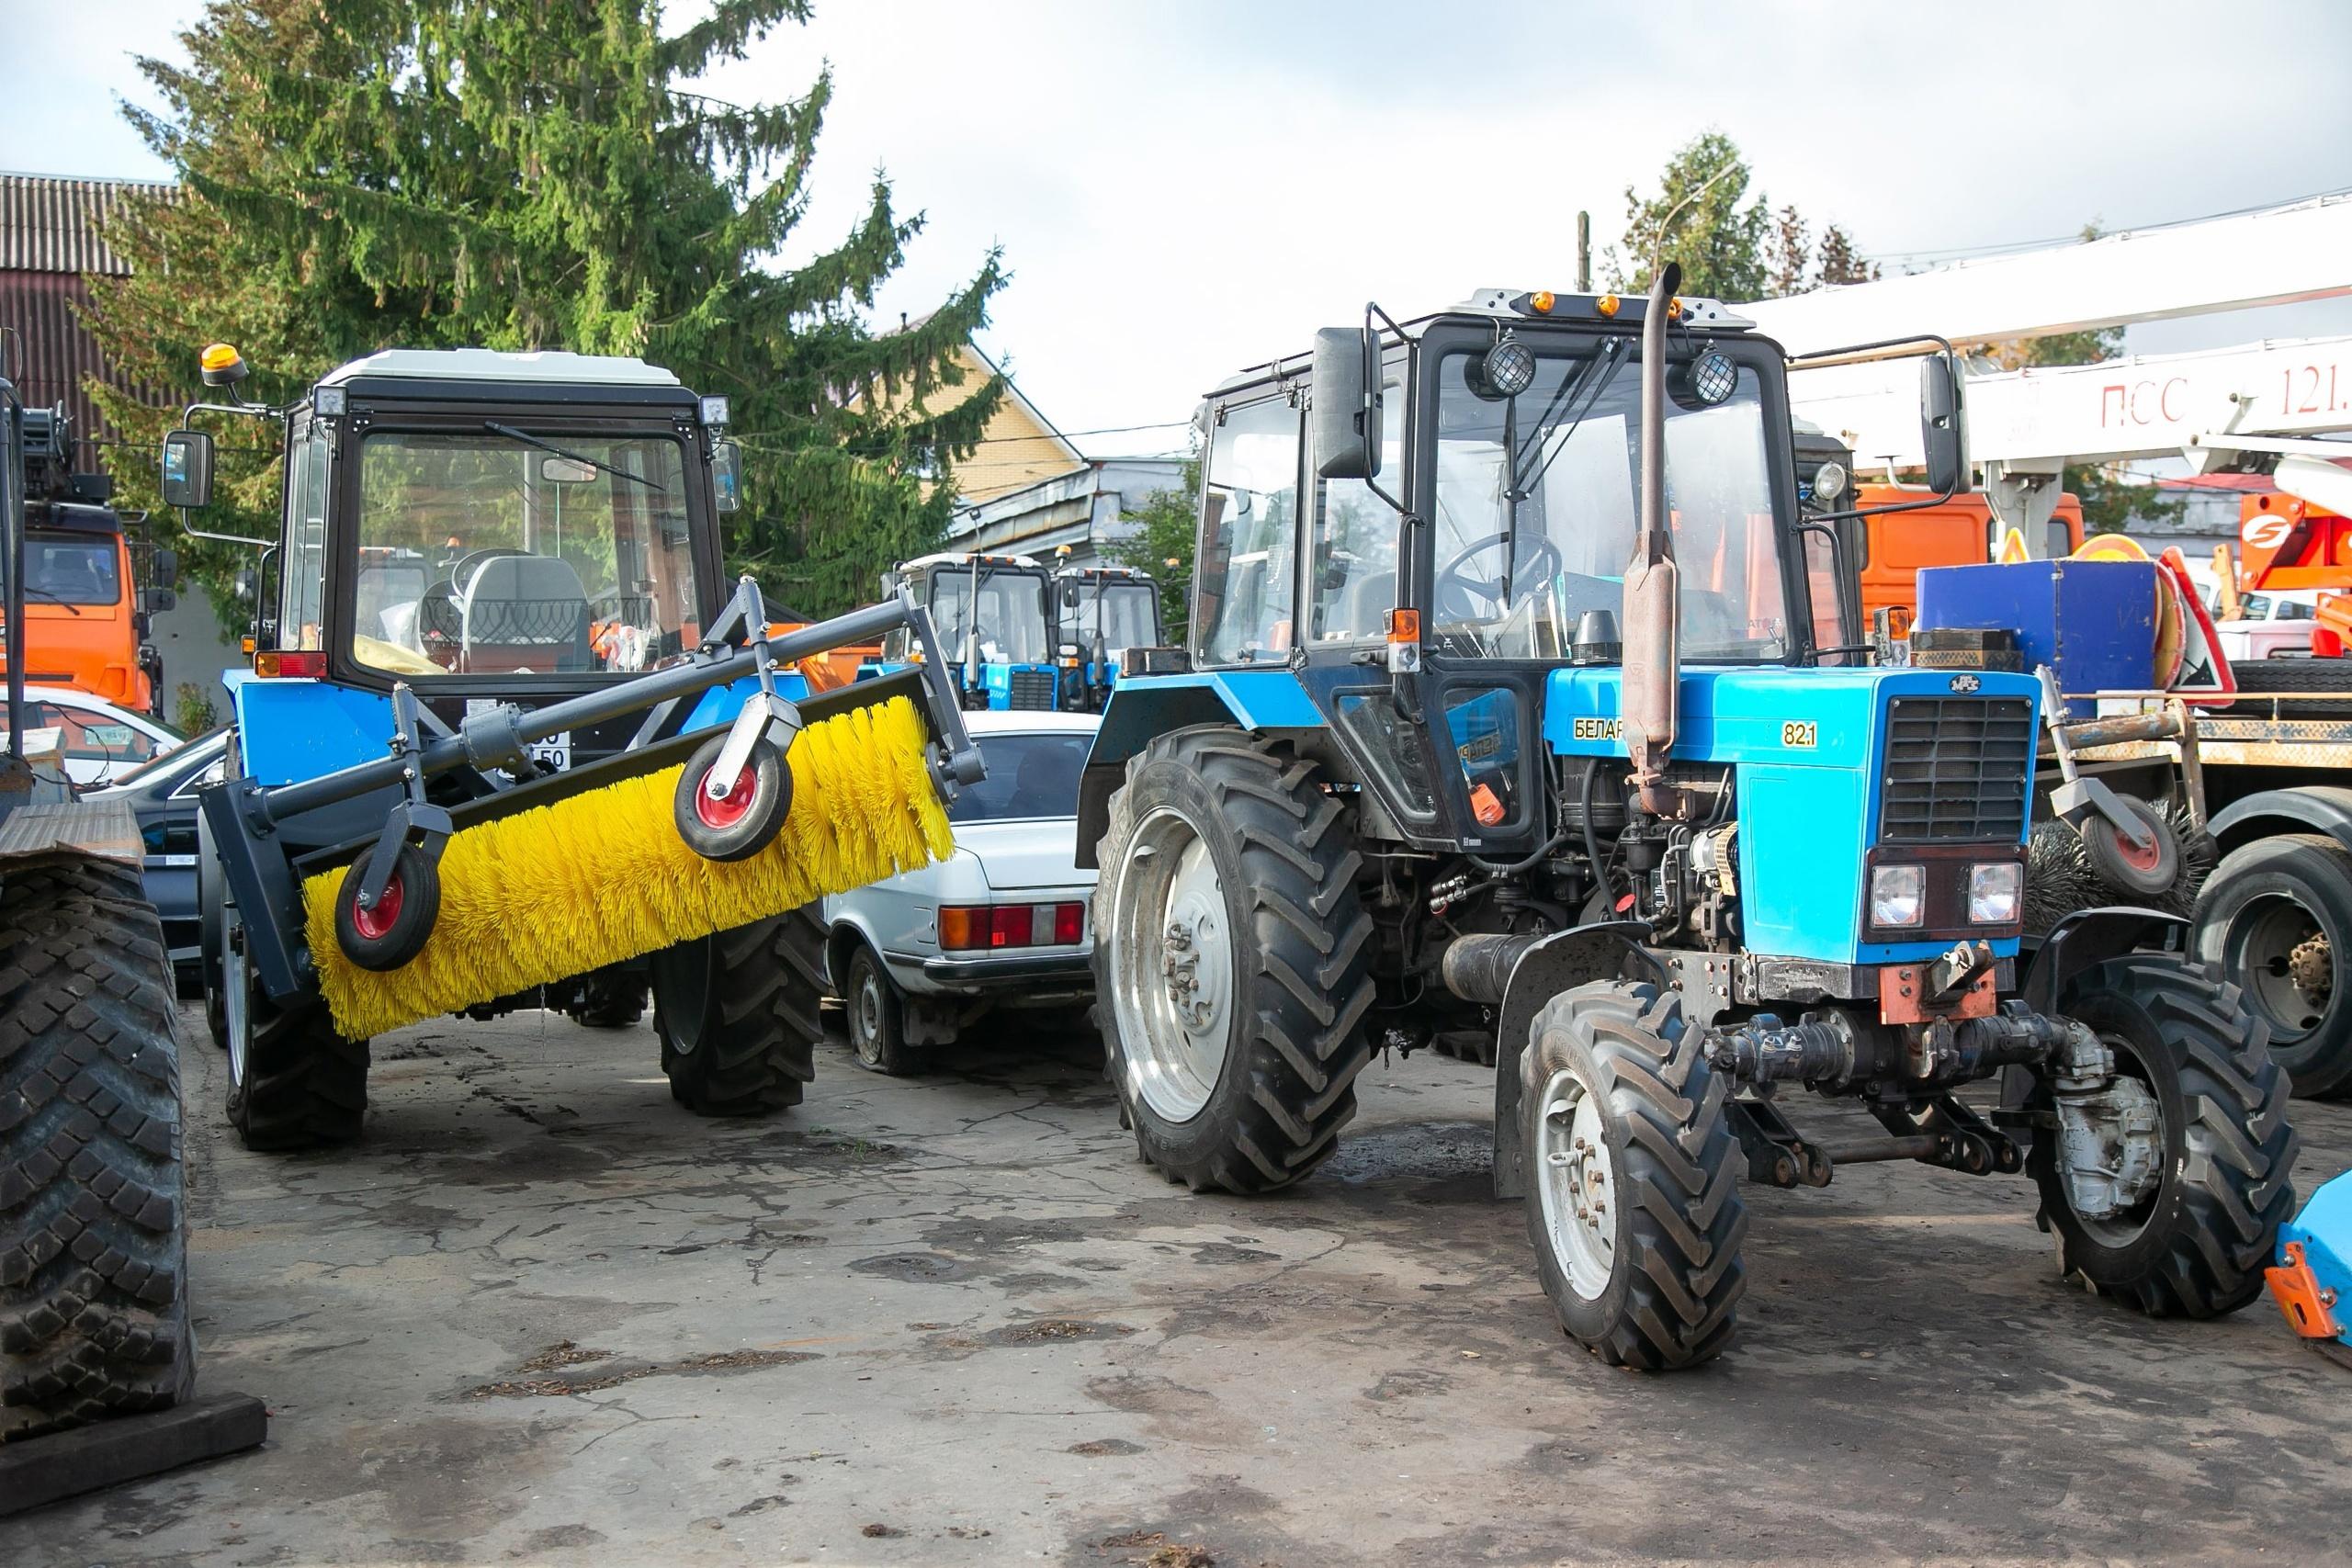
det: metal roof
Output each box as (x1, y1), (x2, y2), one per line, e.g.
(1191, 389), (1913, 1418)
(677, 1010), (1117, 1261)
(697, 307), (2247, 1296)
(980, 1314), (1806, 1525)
(318, 347), (682, 388)
(0, 175), (174, 276)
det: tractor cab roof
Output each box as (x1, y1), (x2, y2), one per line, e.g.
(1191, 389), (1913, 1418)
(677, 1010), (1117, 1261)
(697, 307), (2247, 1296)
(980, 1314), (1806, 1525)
(312, 348), (697, 410)
(1052, 562), (1149, 581)
(899, 550), (1044, 573)
(1205, 287), (1757, 399)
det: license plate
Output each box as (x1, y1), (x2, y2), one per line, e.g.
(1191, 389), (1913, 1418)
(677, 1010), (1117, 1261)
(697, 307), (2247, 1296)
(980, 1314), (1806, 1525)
(529, 733), (571, 771)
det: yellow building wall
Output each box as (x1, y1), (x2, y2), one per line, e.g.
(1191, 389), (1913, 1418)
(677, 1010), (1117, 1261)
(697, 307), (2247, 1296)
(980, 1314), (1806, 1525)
(878, 344), (1080, 503)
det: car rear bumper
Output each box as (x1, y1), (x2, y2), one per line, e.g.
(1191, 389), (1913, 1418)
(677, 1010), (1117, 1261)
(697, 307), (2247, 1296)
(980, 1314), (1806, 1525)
(918, 951), (1091, 985)
(885, 948), (1092, 1000)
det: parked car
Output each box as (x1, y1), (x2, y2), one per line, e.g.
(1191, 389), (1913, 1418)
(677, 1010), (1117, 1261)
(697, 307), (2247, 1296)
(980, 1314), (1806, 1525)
(4, 683), (186, 787)
(820, 709), (1097, 1073)
(87, 725), (228, 993)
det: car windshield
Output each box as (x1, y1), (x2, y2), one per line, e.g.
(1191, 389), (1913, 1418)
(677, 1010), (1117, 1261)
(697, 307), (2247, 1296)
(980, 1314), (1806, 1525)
(1059, 580), (1158, 660)
(1430, 342), (1789, 661)
(929, 566), (1049, 665)
(347, 431), (704, 677)
(944, 732), (1090, 824)
(7, 533), (121, 606)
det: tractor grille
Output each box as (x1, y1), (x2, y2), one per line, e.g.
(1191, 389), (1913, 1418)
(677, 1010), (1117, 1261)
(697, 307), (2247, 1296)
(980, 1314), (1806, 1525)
(1007, 668), (1058, 711)
(1878, 697), (2033, 843)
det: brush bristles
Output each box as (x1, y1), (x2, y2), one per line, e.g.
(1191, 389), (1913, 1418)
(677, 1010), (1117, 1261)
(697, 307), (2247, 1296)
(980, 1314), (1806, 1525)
(303, 695), (954, 1039)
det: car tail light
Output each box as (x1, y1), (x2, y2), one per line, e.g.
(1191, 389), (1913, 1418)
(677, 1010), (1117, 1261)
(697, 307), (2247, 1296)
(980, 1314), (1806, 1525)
(254, 649), (327, 678)
(938, 902), (1087, 951)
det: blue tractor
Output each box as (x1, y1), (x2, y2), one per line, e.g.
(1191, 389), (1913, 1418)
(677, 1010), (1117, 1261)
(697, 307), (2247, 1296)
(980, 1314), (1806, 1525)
(1050, 559), (1161, 712)
(877, 551), (1059, 711)
(1079, 269), (2297, 1368)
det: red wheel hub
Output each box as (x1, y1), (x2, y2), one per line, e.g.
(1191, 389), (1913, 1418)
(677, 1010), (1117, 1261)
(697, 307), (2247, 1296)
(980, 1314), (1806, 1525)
(352, 873), (404, 942)
(695, 761), (756, 829)
(2114, 823), (2163, 874)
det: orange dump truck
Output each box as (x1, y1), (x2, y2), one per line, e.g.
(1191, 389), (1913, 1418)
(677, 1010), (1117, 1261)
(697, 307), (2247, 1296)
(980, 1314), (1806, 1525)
(4, 406), (174, 714)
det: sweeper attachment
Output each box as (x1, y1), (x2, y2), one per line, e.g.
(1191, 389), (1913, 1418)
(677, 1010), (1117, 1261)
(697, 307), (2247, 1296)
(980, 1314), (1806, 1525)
(165, 344), (982, 1147)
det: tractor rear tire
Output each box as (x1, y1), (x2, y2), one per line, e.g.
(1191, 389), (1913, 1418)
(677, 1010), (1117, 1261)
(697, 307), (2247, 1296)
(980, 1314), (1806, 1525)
(1521, 980), (1747, 1370)
(1092, 727), (1376, 1193)
(650, 904), (823, 1115)
(220, 905), (369, 1151)
(2191, 833), (2352, 1098)
(2033, 953), (2297, 1317)
(0, 862), (196, 1441)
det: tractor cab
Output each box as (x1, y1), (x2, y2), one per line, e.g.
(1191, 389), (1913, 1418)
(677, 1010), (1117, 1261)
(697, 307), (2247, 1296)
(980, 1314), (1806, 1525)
(1048, 560), (1160, 711)
(878, 551), (1057, 710)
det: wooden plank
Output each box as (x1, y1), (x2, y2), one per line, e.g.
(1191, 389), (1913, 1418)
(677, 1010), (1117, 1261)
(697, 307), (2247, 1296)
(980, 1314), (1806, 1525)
(0, 1393), (266, 1517)
(0, 799), (142, 866)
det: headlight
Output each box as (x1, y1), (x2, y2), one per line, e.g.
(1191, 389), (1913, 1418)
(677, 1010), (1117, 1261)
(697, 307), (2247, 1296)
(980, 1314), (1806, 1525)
(1969, 862), (2022, 925)
(1870, 864), (1925, 928)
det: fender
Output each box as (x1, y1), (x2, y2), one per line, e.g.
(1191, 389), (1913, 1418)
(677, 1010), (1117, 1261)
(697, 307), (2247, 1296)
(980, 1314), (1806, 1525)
(2018, 905), (2188, 1017)
(1491, 920), (1658, 1200)
(2209, 785), (2352, 856)
(1075, 670), (1321, 869)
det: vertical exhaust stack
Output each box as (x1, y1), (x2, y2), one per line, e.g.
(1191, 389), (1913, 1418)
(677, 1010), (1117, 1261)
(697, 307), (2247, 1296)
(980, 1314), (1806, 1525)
(1621, 263), (1685, 818)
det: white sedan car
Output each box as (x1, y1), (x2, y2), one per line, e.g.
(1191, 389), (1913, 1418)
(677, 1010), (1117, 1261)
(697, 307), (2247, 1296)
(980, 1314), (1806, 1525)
(3, 684), (185, 787)
(821, 709), (1097, 1074)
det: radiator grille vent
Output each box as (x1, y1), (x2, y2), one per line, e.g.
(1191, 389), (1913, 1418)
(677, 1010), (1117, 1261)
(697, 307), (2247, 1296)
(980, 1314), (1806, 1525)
(1879, 697), (2033, 843)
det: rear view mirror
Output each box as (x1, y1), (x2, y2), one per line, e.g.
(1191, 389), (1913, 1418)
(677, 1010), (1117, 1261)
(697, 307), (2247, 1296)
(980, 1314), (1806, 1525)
(160, 429), (214, 509)
(153, 547), (180, 591)
(538, 457), (597, 483)
(1919, 355), (1970, 497)
(711, 439), (742, 513)
(1311, 328), (1380, 480)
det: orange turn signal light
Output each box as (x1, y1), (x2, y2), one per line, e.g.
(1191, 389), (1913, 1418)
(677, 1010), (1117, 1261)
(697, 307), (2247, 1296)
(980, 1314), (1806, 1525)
(1667, 297), (1685, 320)
(1528, 290), (1555, 315)
(1595, 294), (1621, 318)
(1385, 608), (1420, 644)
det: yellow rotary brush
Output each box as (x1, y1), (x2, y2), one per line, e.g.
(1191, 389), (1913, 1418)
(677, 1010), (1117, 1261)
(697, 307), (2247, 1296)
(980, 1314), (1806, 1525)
(300, 694), (952, 1039)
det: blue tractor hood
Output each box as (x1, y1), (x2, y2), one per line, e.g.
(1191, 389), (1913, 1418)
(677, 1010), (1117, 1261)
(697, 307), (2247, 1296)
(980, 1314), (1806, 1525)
(1545, 664), (2043, 966)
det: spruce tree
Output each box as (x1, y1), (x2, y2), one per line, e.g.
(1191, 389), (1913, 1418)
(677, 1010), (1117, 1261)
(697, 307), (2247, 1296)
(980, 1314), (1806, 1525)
(85, 0), (1003, 618)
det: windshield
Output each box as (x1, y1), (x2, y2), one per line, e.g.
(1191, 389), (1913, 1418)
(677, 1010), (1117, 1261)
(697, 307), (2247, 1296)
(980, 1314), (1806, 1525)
(1430, 342), (1789, 661)
(928, 566), (1049, 665)
(348, 431), (704, 677)
(944, 731), (1089, 823)
(1059, 579), (1158, 660)
(8, 533), (122, 607)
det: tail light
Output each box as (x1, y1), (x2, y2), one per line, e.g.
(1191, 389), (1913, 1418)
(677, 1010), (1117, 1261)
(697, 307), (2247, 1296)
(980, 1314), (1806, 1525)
(939, 902), (1086, 951)
(254, 649), (328, 678)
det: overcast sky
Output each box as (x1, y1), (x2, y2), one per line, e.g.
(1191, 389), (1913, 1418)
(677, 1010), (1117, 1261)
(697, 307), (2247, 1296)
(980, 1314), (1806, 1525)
(16, 1), (2352, 464)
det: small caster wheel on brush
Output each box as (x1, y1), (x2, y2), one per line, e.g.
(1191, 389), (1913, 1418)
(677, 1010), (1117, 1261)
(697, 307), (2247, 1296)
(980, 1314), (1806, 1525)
(334, 841), (442, 971)
(675, 730), (791, 862)
(2082, 794), (2180, 898)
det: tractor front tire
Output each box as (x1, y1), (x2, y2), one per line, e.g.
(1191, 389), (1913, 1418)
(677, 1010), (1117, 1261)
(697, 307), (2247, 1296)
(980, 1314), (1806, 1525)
(1521, 980), (1747, 1370)
(650, 905), (823, 1115)
(220, 905), (369, 1151)
(1092, 727), (1376, 1194)
(0, 863), (196, 1441)
(2033, 953), (2297, 1317)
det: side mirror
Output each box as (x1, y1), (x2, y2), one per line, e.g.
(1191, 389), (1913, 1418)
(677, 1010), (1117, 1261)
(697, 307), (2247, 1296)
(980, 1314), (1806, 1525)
(233, 567), (257, 603)
(160, 429), (214, 510)
(145, 589), (177, 615)
(153, 547), (180, 592)
(711, 439), (742, 513)
(1060, 582), (1081, 609)
(1311, 327), (1380, 480)
(1919, 355), (1970, 497)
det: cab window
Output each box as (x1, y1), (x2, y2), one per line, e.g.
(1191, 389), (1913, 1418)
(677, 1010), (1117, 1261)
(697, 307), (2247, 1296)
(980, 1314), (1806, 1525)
(1193, 396), (1301, 667)
(1309, 361), (1408, 643)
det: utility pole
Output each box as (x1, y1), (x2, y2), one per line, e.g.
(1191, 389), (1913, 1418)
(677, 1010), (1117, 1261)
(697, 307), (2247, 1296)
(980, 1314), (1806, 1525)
(1575, 211), (1591, 292)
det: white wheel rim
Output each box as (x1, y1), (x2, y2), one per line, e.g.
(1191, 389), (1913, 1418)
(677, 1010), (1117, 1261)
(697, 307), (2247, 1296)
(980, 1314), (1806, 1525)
(854, 966), (885, 1062)
(1110, 807), (1233, 1122)
(1533, 1066), (1618, 1300)
(223, 908), (252, 1091)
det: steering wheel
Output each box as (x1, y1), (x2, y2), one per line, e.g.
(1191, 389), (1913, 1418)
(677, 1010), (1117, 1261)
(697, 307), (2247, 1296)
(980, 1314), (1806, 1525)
(1431, 531), (1565, 626)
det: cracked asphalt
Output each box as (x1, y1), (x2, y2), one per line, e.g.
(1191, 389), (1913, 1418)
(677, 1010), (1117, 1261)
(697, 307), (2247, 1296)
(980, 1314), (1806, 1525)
(10, 1002), (2351, 1566)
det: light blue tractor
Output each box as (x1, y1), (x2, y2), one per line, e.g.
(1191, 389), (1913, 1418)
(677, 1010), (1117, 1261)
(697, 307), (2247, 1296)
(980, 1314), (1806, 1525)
(1050, 559), (1161, 712)
(1078, 268), (2297, 1368)
(875, 551), (1059, 711)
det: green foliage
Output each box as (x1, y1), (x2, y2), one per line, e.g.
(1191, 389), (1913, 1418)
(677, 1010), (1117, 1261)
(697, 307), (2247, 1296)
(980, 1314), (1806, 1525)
(85, 0), (1004, 620)
(173, 681), (220, 736)
(1109, 457), (1200, 641)
(1610, 133), (1878, 300)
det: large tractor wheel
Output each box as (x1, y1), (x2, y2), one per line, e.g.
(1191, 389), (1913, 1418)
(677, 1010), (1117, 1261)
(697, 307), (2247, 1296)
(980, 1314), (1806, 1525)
(1092, 727), (1376, 1193)
(2191, 833), (2352, 1098)
(2032, 953), (2297, 1316)
(650, 904), (823, 1115)
(219, 902), (369, 1150)
(0, 862), (196, 1441)
(1520, 980), (1747, 1370)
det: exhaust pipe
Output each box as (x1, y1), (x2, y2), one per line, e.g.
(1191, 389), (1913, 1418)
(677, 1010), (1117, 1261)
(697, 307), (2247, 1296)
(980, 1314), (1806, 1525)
(1621, 262), (1684, 819)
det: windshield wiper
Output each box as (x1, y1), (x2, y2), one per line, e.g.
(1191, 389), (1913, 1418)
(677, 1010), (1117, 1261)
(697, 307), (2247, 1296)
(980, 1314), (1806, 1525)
(484, 423), (666, 492)
(1513, 337), (1629, 498)
(6, 586), (84, 615)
